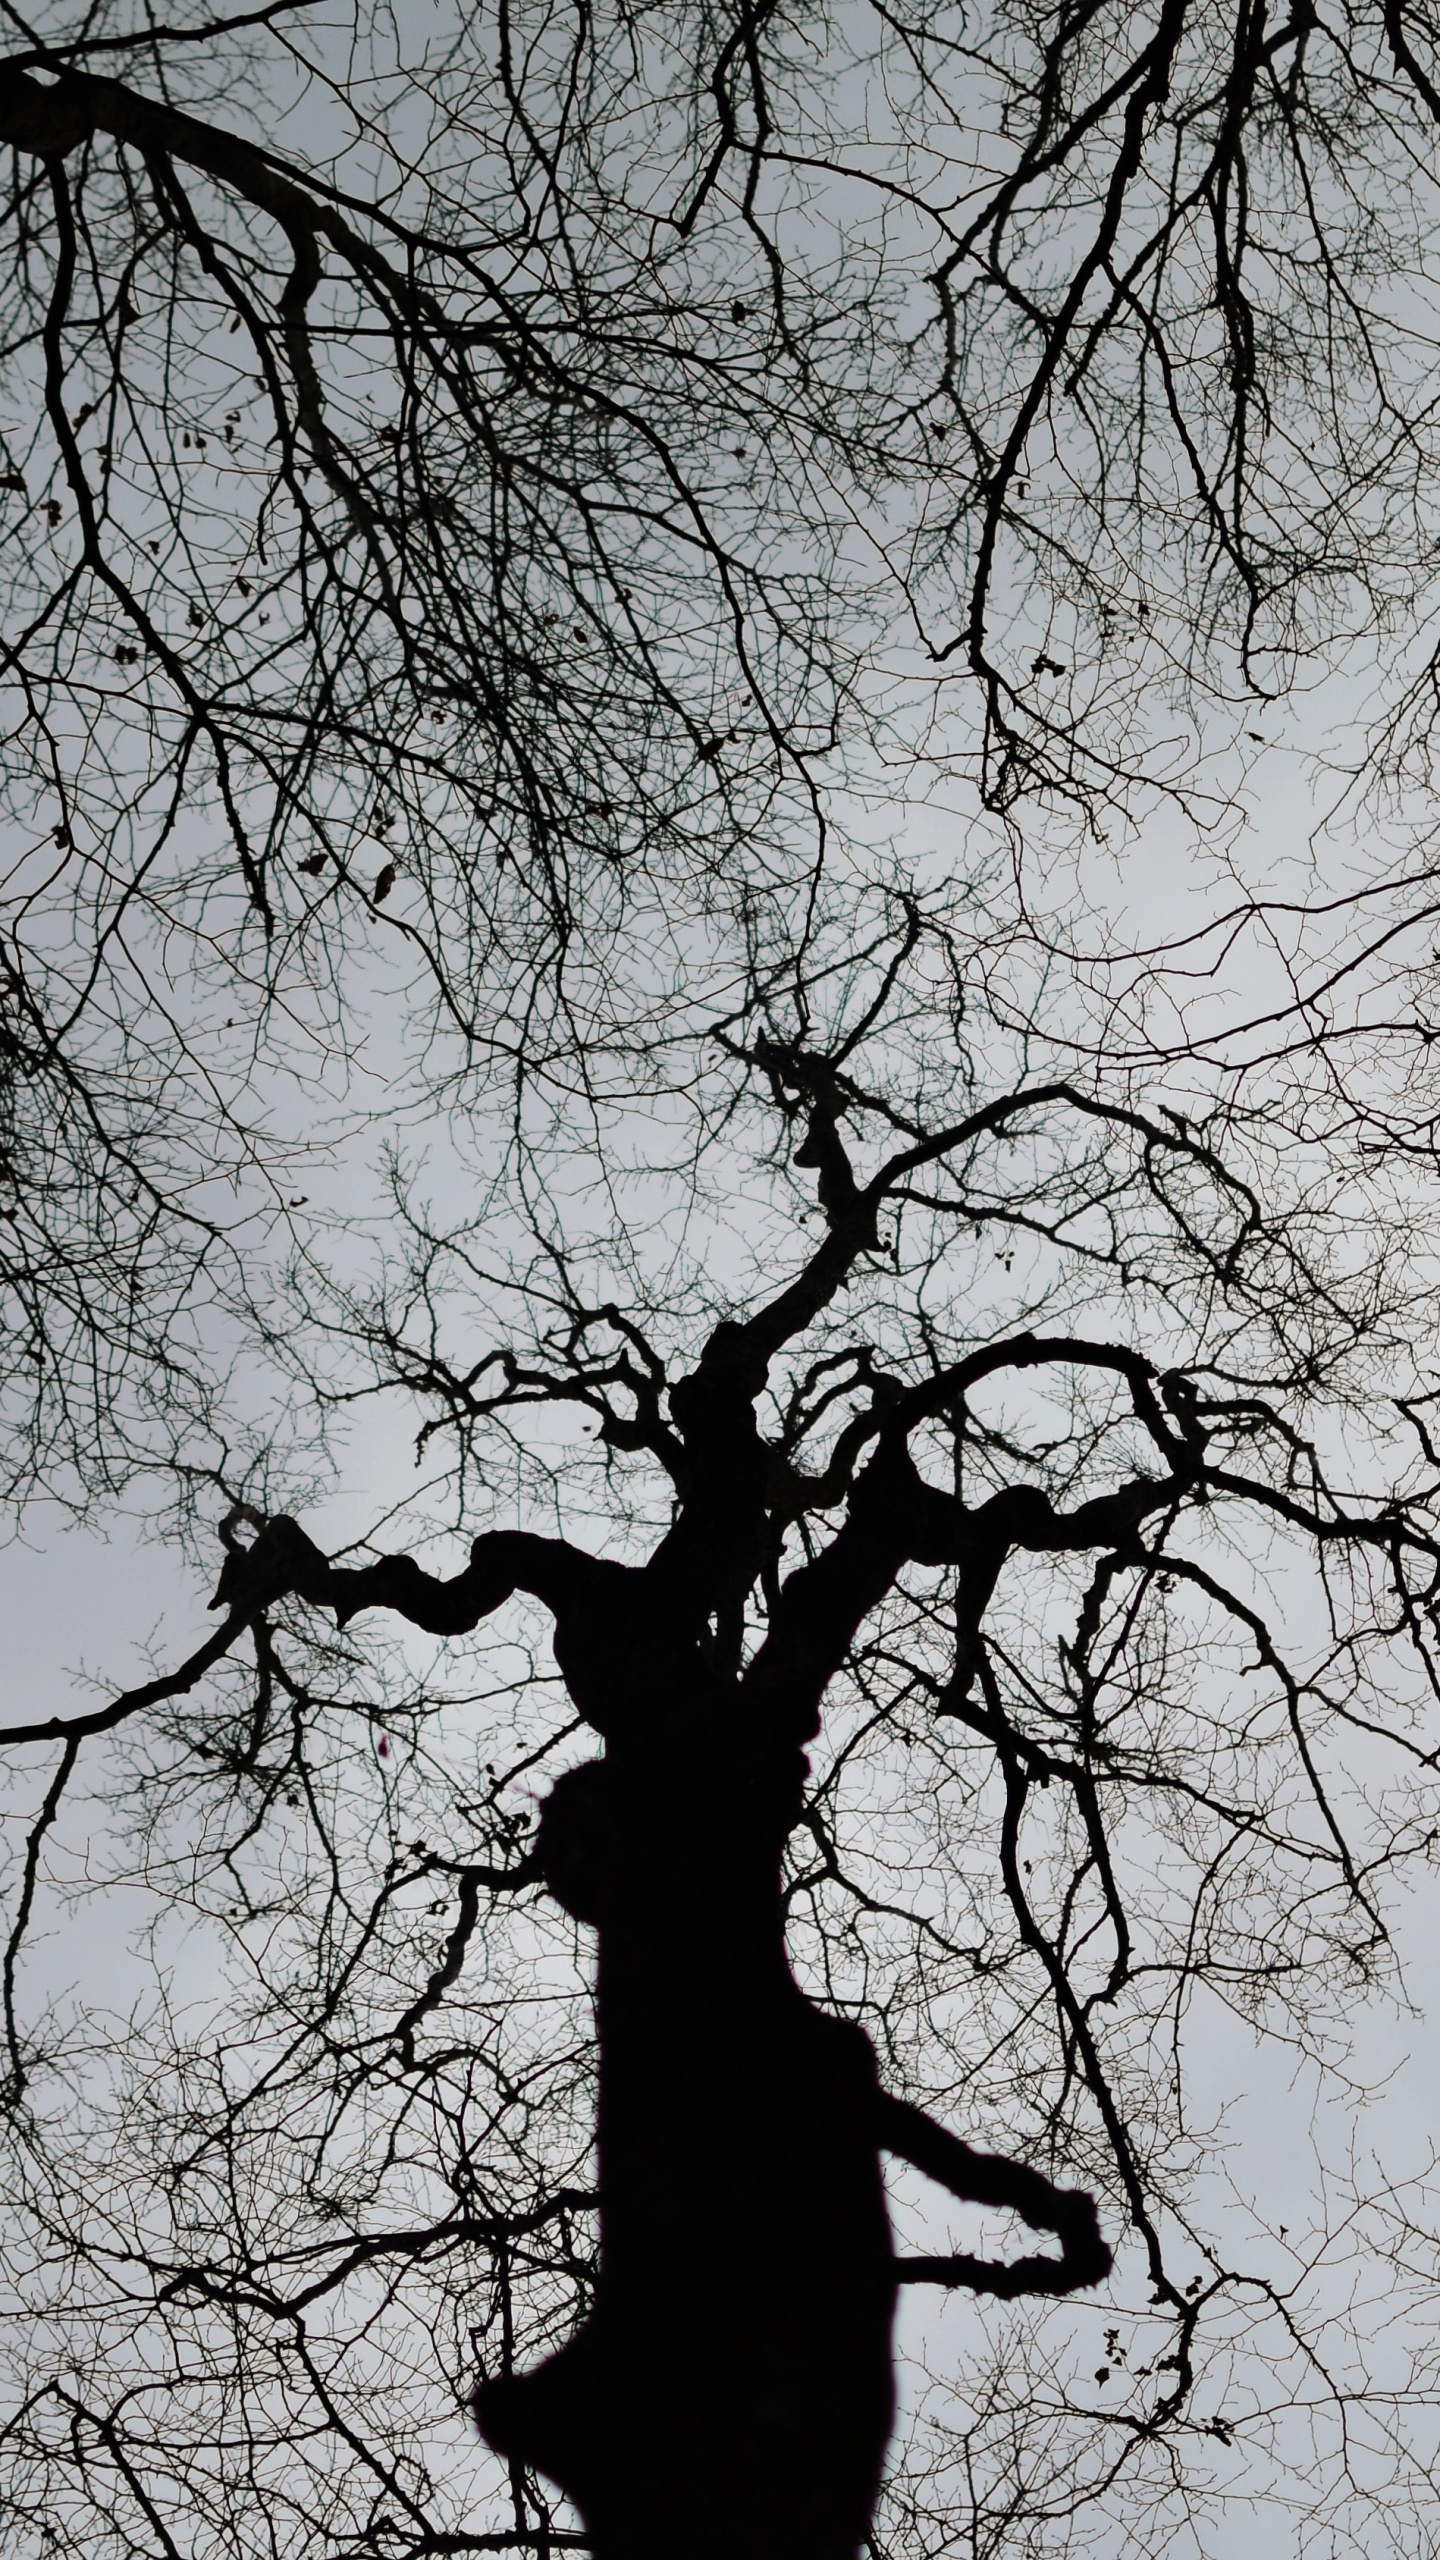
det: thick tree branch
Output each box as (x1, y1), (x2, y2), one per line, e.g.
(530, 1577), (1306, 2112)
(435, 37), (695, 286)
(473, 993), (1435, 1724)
(0, 1608), (260, 1750)
(745, 1422), (1185, 1741)
(881, 2092), (1112, 2298)
(209, 1515), (599, 1637)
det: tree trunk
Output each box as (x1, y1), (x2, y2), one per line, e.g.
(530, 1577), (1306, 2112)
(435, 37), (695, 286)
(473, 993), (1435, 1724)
(474, 1724), (898, 2560)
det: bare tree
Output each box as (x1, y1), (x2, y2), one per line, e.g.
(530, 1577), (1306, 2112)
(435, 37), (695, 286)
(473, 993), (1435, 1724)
(4, 890), (1440, 2557)
(7, 7), (1440, 2560)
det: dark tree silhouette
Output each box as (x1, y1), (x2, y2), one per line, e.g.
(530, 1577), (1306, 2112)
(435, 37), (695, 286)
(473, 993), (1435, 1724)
(7, 6), (1440, 2559)
(6, 927), (1440, 2554)
(198, 1165), (1126, 2560)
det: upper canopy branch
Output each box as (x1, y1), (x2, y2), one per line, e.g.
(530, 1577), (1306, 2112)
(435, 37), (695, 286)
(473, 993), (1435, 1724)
(0, 61), (547, 524)
(722, 1053), (1265, 1383)
(381, 1325), (686, 1484)
(0, 65), (433, 253)
(742, 1408), (1191, 1743)
(0, 1606), (264, 1750)
(778, 1332), (1183, 1520)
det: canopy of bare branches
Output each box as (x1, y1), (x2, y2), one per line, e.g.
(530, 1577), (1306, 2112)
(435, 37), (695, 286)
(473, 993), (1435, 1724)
(7, 5), (1440, 2558)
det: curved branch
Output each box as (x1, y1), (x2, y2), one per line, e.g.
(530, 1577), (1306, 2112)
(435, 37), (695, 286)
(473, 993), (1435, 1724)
(880, 2092), (1112, 2298)
(209, 1515), (597, 1635)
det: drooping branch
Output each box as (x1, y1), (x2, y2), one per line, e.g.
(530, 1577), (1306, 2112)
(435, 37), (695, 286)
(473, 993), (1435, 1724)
(391, 1857), (543, 2069)
(881, 2092), (1112, 2298)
